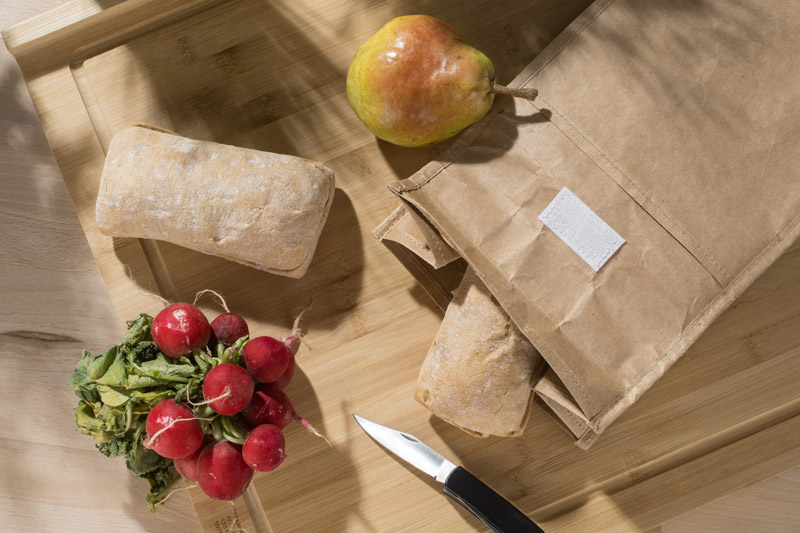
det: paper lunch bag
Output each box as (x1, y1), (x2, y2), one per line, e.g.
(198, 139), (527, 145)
(374, 0), (800, 448)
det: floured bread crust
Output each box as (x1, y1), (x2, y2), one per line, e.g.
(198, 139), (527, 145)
(95, 124), (335, 278)
(415, 268), (540, 437)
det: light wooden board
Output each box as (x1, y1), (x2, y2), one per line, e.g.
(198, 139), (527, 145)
(3, 0), (799, 531)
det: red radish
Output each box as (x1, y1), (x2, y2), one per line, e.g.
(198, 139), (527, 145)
(242, 385), (290, 429)
(151, 303), (211, 359)
(242, 336), (289, 383)
(196, 440), (254, 501)
(209, 312), (249, 347)
(242, 384), (323, 441)
(271, 355), (295, 389)
(242, 424), (286, 472)
(269, 330), (302, 388)
(173, 442), (206, 481)
(145, 399), (204, 459)
(202, 364), (254, 415)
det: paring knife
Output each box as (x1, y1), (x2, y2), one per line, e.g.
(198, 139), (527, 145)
(353, 415), (543, 533)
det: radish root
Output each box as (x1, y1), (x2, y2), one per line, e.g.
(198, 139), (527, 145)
(284, 302), (313, 354)
(297, 417), (332, 447)
(152, 482), (199, 507)
(193, 289), (231, 312)
(227, 500), (250, 533)
(186, 387), (231, 408)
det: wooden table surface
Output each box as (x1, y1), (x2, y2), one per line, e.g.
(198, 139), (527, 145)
(2, 1), (799, 532)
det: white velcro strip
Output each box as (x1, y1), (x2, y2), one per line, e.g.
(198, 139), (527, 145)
(538, 187), (625, 272)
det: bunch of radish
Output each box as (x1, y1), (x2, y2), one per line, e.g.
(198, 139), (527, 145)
(144, 301), (313, 501)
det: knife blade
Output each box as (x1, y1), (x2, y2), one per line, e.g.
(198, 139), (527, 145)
(353, 415), (543, 533)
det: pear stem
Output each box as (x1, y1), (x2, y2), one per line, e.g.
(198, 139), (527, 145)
(491, 84), (539, 101)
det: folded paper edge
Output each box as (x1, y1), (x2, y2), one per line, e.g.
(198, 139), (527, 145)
(373, 203), (461, 269)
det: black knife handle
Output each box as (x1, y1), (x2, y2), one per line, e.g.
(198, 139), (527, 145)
(442, 467), (543, 533)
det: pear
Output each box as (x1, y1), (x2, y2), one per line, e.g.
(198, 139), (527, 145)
(346, 15), (537, 148)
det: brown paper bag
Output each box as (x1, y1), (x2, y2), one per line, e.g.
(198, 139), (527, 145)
(375, 0), (800, 447)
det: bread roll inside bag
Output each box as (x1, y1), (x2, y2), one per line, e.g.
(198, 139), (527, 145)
(416, 267), (543, 437)
(95, 124), (335, 278)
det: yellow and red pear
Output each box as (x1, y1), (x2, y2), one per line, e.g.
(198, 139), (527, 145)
(346, 15), (536, 148)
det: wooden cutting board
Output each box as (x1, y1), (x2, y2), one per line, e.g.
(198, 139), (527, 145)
(4, 0), (799, 531)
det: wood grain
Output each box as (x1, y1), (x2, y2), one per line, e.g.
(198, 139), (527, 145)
(2, 0), (799, 532)
(1, 2), (199, 532)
